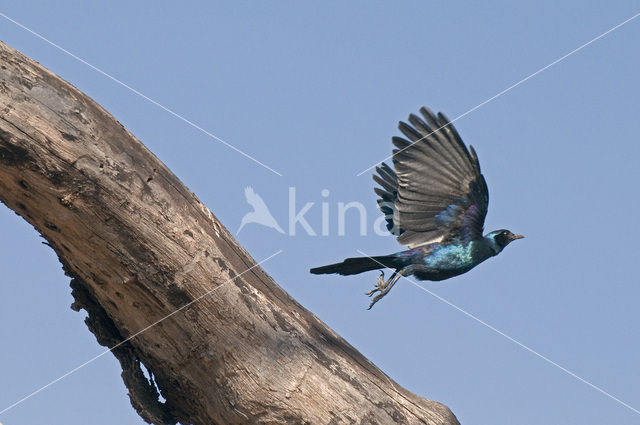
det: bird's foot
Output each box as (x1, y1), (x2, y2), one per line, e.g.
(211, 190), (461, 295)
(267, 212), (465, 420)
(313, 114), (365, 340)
(368, 292), (386, 310)
(366, 270), (400, 310)
(365, 271), (385, 296)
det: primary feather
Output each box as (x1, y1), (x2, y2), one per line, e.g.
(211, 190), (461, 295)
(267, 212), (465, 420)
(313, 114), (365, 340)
(376, 107), (488, 247)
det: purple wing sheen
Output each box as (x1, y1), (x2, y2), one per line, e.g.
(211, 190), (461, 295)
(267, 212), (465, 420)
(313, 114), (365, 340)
(373, 107), (489, 246)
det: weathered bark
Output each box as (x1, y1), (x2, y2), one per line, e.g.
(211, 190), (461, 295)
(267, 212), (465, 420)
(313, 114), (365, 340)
(0, 41), (459, 425)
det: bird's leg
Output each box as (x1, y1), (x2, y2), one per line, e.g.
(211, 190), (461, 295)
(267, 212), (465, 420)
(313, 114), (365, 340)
(367, 269), (402, 309)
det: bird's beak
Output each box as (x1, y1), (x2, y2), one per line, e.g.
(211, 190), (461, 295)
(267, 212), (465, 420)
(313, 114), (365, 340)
(512, 234), (524, 240)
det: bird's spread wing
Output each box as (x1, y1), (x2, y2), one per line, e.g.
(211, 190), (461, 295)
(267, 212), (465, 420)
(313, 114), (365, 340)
(373, 107), (489, 247)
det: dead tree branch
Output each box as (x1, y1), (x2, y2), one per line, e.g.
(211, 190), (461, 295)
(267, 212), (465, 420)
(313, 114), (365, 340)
(0, 41), (459, 425)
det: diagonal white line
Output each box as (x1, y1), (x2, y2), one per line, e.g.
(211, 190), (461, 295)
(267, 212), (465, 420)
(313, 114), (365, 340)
(356, 11), (640, 177)
(0, 12), (283, 177)
(356, 249), (640, 416)
(0, 249), (283, 416)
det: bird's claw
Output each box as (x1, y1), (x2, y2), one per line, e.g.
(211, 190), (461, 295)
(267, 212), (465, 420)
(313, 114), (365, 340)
(367, 293), (385, 310)
(366, 271), (389, 309)
(366, 269), (402, 309)
(365, 271), (385, 296)
(365, 288), (378, 296)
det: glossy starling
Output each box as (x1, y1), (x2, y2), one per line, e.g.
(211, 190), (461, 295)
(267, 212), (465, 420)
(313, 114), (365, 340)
(310, 107), (523, 308)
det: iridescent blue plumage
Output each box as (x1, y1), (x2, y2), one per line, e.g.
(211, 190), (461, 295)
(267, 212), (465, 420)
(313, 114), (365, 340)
(310, 107), (522, 308)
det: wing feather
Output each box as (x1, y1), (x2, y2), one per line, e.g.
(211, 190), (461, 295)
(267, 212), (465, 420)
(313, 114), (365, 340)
(373, 107), (489, 246)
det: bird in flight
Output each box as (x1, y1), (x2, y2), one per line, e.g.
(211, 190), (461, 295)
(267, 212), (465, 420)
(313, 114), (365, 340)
(310, 107), (523, 309)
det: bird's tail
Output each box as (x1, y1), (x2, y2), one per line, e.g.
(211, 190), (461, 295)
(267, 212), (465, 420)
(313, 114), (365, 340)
(310, 255), (399, 276)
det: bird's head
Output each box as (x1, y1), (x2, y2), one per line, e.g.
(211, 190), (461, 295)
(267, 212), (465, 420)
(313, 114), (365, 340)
(485, 229), (524, 255)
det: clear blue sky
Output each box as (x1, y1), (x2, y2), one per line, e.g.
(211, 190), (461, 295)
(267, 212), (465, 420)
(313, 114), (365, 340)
(1, 2), (639, 424)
